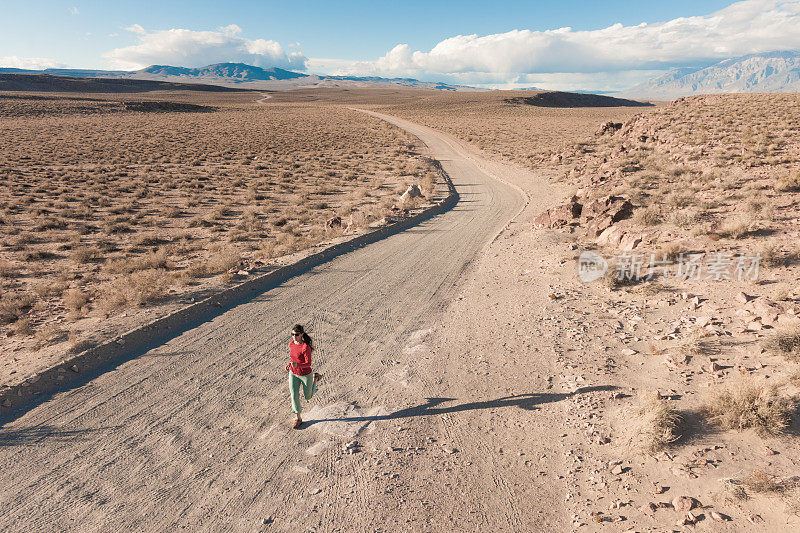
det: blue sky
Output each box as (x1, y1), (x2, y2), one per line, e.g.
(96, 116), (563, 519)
(2, 1), (799, 90)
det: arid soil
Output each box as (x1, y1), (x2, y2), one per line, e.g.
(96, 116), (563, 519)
(1, 87), (798, 531)
(0, 91), (442, 389)
(411, 92), (800, 529)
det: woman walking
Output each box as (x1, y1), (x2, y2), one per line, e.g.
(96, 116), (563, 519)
(286, 324), (322, 429)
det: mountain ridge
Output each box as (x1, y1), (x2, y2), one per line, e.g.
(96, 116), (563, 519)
(622, 51), (800, 99)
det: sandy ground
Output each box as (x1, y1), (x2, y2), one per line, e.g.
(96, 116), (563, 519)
(2, 107), (796, 532)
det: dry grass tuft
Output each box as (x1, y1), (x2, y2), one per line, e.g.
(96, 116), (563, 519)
(623, 392), (683, 453)
(763, 328), (800, 360)
(702, 377), (795, 435)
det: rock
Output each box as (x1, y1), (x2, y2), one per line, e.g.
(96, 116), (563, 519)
(710, 511), (725, 522)
(695, 316), (711, 327)
(748, 514), (764, 524)
(596, 122), (623, 136)
(400, 184), (423, 201)
(761, 446), (777, 456)
(639, 502), (657, 516)
(664, 354), (690, 369)
(325, 216), (343, 230)
(611, 464), (624, 475)
(533, 196), (582, 229)
(308, 488), (321, 495)
(69, 365), (79, 373)
(261, 516), (273, 525)
(735, 292), (751, 304)
(677, 512), (698, 526)
(620, 233), (642, 251)
(596, 225), (625, 247)
(653, 483), (665, 494)
(671, 466), (698, 479)
(582, 195), (634, 236)
(621, 348), (637, 356)
(707, 360), (722, 372)
(672, 496), (695, 512)
(1, 399), (11, 408)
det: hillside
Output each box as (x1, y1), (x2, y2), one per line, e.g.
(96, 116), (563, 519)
(624, 51), (800, 99)
(0, 73), (250, 93)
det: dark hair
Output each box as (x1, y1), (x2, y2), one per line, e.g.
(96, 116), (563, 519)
(292, 324), (313, 350)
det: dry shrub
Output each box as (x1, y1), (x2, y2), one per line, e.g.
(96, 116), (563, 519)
(633, 206), (662, 226)
(763, 328), (800, 360)
(105, 248), (169, 274)
(0, 293), (33, 324)
(34, 323), (68, 350)
(744, 470), (787, 494)
(205, 247), (240, 274)
(70, 245), (100, 264)
(775, 171), (800, 192)
(0, 259), (16, 278)
(623, 392), (683, 453)
(95, 268), (172, 312)
(33, 280), (69, 299)
(702, 377), (795, 435)
(14, 317), (34, 336)
(62, 288), (89, 312)
(718, 215), (752, 239)
(669, 209), (700, 228)
(657, 242), (685, 262)
(759, 241), (784, 268)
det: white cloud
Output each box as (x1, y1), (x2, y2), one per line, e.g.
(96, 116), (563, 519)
(0, 56), (66, 70)
(103, 24), (306, 70)
(69, 6), (79, 16)
(317, 0), (800, 85)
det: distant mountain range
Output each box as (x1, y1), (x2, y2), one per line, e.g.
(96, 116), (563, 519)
(623, 51), (800, 99)
(0, 62), (480, 92)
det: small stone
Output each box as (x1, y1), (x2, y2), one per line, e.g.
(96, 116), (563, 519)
(611, 464), (624, 475)
(620, 348), (637, 356)
(671, 466), (697, 479)
(653, 483), (665, 494)
(308, 488), (321, 495)
(672, 496), (695, 512)
(748, 514), (764, 524)
(760, 446), (777, 456)
(639, 502), (656, 516)
(710, 511), (725, 522)
(69, 365), (79, 373)
(261, 516), (273, 525)
(736, 292), (751, 304)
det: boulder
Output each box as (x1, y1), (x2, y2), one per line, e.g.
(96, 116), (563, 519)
(400, 184), (423, 202)
(325, 216), (343, 230)
(533, 196), (582, 229)
(582, 195), (634, 236)
(596, 122), (623, 136)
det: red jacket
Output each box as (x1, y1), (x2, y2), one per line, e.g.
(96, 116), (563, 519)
(287, 341), (312, 376)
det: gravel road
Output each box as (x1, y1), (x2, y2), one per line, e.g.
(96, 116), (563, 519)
(0, 111), (526, 531)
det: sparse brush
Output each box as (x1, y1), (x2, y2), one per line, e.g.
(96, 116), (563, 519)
(634, 206), (662, 226)
(702, 377), (795, 435)
(763, 328), (800, 360)
(669, 209), (700, 228)
(0, 293), (33, 325)
(623, 392), (683, 453)
(33, 323), (68, 350)
(62, 288), (90, 312)
(657, 242), (685, 262)
(774, 171), (800, 192)
(759, 241), (784, 268)
(718, 215), (752, 239)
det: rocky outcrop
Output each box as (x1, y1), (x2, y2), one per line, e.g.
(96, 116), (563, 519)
(533, 196), (582, 228)
(581, 195), (634, 236)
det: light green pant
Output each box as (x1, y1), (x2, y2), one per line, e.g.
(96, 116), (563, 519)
(290, 372), (317, 414)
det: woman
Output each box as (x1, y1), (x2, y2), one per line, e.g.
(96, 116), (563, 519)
(286, 324), (322, 428)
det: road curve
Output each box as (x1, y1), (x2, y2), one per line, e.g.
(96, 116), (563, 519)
(0, 111), (524, 531)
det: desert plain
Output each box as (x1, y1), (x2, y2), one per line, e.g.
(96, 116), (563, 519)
(1, 85), (800, 531)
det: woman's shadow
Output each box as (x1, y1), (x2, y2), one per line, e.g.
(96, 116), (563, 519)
(302, 385), (618, 427)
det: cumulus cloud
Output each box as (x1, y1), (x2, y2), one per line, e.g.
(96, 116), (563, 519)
(103, 24), (307, 70)
(69, 6), (79, 15)
(319, 0), (800, 84)
(0, 56), (66, 70)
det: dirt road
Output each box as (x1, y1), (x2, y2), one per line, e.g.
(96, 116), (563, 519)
(0, 112), (576, 531)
